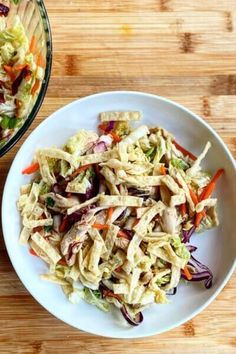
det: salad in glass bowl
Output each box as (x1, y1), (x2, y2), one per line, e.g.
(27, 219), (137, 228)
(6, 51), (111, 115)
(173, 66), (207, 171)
(0, 0), (51, 155)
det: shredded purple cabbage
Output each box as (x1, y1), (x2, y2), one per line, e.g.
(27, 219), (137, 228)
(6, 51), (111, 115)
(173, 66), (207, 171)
(166, 287), (177, 296)
(12, 66), (30, 95)
(105, 120), (115, 133)
(182, 253), (213, 289)
(100, 283), (143, 326)
(52, 182), (67, 196)
(80, 175), (99, 202)
(128, 187), (150, 199)
(186, 245), (198, 253)
(182, 226), (196, 243)
(93, 141), (107, 153)
(120, 305), (143, 326)
(0, 92), (5, 104)
(0, 3), (9, 17)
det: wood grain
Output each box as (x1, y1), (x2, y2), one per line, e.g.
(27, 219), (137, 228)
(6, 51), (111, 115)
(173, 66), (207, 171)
(0, 0), (235, 352)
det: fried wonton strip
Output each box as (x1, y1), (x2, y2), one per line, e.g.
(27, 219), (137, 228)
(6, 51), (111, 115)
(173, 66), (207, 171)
(130, 285), (146, 305)
(128, 267), (142, 303)
(148, 243), (186, 269)
(40, 274), (69, 286)
(23, 216), (53, 229)
(113, 282), (129, 295)
(117, 142), (129, 163)
(78, 150), (117, 166)
(133, 201), (165, 236)
(37, 152), (56, 185)
(19, 227), (31, 245)
(101, 159), (153, 176)
(175, 172), (195, 212)
(136, 207), (150, 219)
(88, 228), (106, 252)
(88, 239), (104, 274)
(20, 184), (32, 195)
(100, 166), (121, 185)
(127, 233), (142, 264)
(38, 148), (76, 167)
(110, 207), (126, 223)
(31, 232), (61, 265)
(196, 198), (217, 212)
(170, 193), (186, 208)
(78, 250), (101, 285)
(66, 175), (91, 194)
(17, 194), (29, 211)
(21, 182), (41, 216)
(67, 195), (100, 215)
(99, 195), (143, 207)
(100, 111), (141, 122)
(122, 175), (162, 187)
(161, 175), (182, 195)
(69, 263), (80, 281)
(105, 181), (120, 195)
(103, 224), (119, 260)
(123, 125), (149, 145)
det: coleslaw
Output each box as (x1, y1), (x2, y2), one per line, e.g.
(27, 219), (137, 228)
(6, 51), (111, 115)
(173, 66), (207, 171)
(0, 4), (44, 148)
(17, 111), (224, 326)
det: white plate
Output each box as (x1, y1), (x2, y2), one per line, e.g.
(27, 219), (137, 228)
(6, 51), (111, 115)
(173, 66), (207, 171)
(2, 91), (236, 338)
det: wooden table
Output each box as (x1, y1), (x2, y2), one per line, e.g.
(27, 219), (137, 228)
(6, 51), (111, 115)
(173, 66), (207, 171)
(0, 0), (235, 352)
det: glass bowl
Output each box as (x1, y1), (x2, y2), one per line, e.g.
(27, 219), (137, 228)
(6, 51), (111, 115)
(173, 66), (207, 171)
(0, 0), (52, 157)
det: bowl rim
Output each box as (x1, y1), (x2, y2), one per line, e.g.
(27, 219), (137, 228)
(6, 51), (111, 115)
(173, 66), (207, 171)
(0, 0), (52, 158)
(2, 90), (236, 338)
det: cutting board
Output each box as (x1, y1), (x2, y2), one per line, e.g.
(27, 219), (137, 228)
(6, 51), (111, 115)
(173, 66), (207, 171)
(0, 0), (235, 353)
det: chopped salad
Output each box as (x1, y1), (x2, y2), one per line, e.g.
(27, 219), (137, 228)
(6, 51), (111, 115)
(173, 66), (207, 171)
(18, 111), (224, 326)
(0, 3), (44, 148)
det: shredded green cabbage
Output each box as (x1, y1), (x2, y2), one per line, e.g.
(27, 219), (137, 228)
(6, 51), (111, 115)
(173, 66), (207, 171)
(83, 288), (110, 312)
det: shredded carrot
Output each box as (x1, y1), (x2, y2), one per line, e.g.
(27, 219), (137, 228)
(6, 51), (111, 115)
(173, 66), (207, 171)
(37, 53), (46, 68)
(3, 65), (15, 81)
(199, 183), (215, 201)
(211, 168), (224, 184)
(29, 35), (37, 53)
(195, 169), (224, 227)
(200, 169), (224, 201)
(29, 248), (38, 256)
(103, 289), (122, 301)
(195, 211), (205, 227)
(118, 230), (131, 240)
(173, 140), (197, 161)
(107, 207), (114, 222)
(189, 187), (199, 205)
(58, 258), (67, 266)
(109, 131), (122, 143)
(22, 162), (39, 175)
(92, 224), (110, 230)
(180, 203), (187, 216)
(31, 78), (40, 95)
(183, 266), (192, 281)
(14, 64), (27, 71)
(98, 123), (107, 132)
(159, 165), (167, 175)
(132, 218), (140, 227)
(69, 164), (92, 179)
